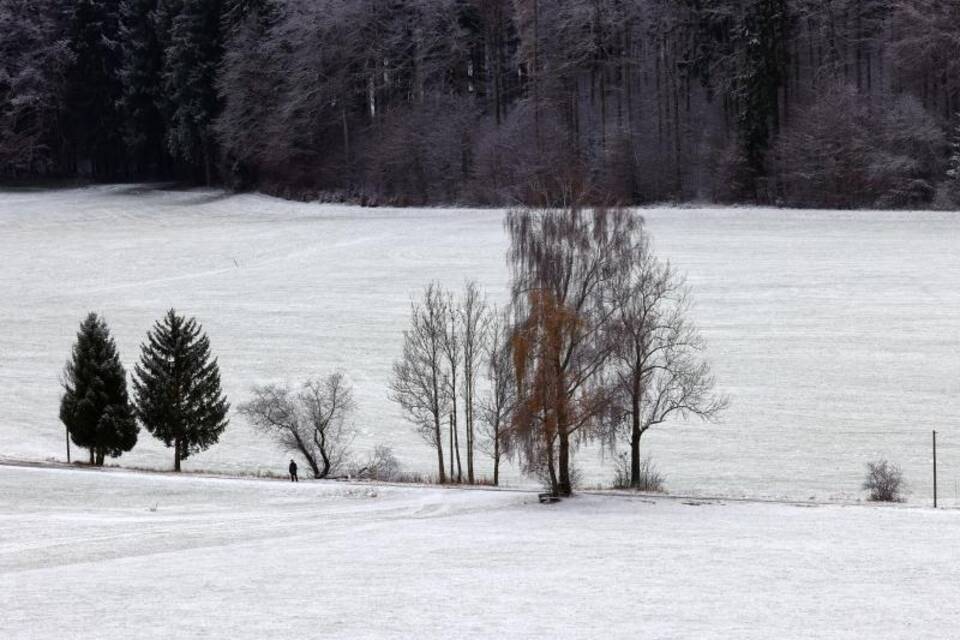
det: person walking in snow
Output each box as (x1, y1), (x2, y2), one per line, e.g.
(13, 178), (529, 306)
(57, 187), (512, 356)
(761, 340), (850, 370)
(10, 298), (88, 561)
(289, 459), (299, 482)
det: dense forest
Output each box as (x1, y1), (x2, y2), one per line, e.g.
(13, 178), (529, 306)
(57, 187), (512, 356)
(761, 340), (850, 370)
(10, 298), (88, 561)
(2, 0), (960, 208)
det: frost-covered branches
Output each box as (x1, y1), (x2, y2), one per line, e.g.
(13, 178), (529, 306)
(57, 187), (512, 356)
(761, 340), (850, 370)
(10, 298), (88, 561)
(390, 283), (451, 484)
(607, 231), (727, 488)
(240, 373), (356, 479)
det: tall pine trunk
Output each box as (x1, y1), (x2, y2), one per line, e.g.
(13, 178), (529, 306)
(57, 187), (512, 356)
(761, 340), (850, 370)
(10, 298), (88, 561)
(174, 437), (182, 472)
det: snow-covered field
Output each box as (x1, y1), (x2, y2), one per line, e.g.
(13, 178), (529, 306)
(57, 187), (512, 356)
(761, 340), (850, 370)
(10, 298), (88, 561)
(1, 186), (959, 502)
(2, 463), (958, 639)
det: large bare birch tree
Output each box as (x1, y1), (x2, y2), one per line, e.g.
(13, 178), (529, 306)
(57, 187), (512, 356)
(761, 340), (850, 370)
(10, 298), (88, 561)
(505, 206), (641, 497)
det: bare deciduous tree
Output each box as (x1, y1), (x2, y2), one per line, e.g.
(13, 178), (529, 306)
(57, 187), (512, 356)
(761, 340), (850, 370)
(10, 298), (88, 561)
(440, 288), (463, 482)
(390, 282), (450, 484)
(239, 372), (356, 479)
(608, 230), (727, 489)
(459, 279), (490, 485)
(478, 308), (515, 486)
(506, 206), (641, 497)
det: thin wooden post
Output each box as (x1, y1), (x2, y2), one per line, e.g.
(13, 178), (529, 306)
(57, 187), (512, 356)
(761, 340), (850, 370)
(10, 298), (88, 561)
(932, 430), (938, 509)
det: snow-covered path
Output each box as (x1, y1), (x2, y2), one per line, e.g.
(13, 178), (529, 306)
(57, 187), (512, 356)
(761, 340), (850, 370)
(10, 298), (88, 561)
(2, 465), (957, 639)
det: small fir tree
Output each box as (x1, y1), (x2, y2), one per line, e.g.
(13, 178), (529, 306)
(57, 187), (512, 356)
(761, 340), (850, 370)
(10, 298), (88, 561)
(60, 313), (139, 465)
(133, 309), (229, 471)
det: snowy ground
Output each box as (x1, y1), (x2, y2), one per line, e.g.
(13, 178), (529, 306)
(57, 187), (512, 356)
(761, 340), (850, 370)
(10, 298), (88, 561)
(1, 185), (959, 502)
(1, 464), (958, 639)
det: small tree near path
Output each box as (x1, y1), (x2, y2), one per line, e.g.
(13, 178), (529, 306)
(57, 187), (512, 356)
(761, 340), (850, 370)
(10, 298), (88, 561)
(60, 313), (138, 465)
(608, 230), (727, 489)
(133, 309), (229, 472)
(239, 373), (356, 479)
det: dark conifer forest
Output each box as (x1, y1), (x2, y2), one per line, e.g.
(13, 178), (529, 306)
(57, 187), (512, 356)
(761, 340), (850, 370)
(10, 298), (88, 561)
(2, 0), (959, 208)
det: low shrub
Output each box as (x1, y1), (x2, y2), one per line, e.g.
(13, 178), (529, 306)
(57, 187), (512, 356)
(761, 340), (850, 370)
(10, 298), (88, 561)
(613, 452), (666, 493)
(862, 459), (905, 502)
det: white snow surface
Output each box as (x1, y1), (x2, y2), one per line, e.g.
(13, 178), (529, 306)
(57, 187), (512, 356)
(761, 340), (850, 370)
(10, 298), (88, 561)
(1, 185), (959, 502)
(1, 464), (958, 639)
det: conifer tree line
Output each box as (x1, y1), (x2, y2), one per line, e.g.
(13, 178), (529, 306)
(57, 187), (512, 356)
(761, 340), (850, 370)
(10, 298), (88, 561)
(3, 0), (960, 208)
(60, 309), (229, 470)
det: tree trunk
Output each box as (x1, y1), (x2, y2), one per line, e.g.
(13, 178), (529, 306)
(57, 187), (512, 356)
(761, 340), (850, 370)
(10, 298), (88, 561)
(557, 428), (572, 497)
(88, 448), (94, 465)
(434, 412), (446, 484)
(302, 444), (322, 479)
(449, 413), (454, 479)
(545, 427), (559, 497)
(465, 369), (475, 484)
(174, 438), (182, 472)
(204, 139), (213, 186)
(315, 430), (331, 478)
(453, 413), (463, 483)
(492, 419), (500, 486)
(341, 104), (351, 162)
(630, 379), (642, 487)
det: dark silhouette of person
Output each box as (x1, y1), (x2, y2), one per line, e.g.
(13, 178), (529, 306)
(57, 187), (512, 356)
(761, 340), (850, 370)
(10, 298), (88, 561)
(289, 459), (299, 482)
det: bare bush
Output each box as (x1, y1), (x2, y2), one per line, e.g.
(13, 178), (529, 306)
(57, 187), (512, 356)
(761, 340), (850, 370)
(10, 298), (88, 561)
(862, 459), (905, 502)
(239, 373), (356, 479)
(350, 445), (401, 482)
(613, 453), (665, 493)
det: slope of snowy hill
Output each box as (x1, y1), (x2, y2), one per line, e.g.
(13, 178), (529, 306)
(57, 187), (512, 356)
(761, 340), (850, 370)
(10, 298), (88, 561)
(1, 186), (958, 502)
(2, 464), (958, 639)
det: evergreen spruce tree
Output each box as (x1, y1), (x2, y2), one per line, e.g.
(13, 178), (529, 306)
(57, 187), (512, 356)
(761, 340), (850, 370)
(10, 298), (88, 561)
(118, 0), (168, 176)
(60, 313), (139, 465)
(732, 0), (789, 201)
(64, 0), (125, 178)
(160, 0), (224, 183)
(133, 309), (229, 471)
